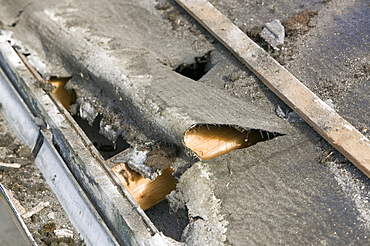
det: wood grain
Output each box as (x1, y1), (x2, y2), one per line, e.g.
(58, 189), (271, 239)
(112, 163), (176, 211)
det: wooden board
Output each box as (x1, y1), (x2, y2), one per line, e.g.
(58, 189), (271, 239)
(175, 0), (370, 177)
(111, 163), (176, 211)
(184, 124), (281, 160)
(49, 78), (76, 110)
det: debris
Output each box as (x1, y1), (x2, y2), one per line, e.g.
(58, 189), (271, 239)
(113, 146), (153, 179)
(0, 162), (21, 168)
(275, 105), (285, 118)
(54, 229), (74, 238)
(111, 144), (176, 180)
(260, 19), (285, 50)
(286, 111), (304, 123)
(276, 105), (304, 123)
(282, 10), (318, 37)
(47, 212), (55, 220)
(22, 201), (50, 218)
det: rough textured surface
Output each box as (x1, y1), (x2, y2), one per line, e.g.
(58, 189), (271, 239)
(0, 0), (369, 245)
(207, 128), (370, 245)
(168, 162), (228, 245)
(0, 0), (292, 175)
(0, 112), (84, 245)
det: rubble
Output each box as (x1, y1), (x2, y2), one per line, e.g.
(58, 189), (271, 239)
(260, 19), (285, 50)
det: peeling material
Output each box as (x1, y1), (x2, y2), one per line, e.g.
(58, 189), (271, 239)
(169, 162), (228, 245)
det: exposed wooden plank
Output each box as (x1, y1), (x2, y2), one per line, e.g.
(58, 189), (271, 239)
(111, 162), (176, 211)
(175, 0), (370, 177)
(184, 125), (251, 160)
(48, 78), (76, 110)
(183, 124), (281, 160)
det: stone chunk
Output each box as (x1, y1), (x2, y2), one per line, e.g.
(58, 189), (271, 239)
(260, 19), (285, 50)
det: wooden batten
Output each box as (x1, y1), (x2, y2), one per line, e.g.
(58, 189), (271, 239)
(111, 162), (176, 211)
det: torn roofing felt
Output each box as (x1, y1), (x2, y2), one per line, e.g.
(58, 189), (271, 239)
(3, 0), (293, 158)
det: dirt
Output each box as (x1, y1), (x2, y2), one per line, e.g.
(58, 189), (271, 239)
(0, 112), (84, 246)
(155, 0), (211, 37)
(282, 10), (318, 37)
(144, 144), (177, 171)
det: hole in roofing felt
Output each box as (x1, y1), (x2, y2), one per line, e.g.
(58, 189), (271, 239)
(73, 115), (130, 159)
(174, 51), (211, 81)
(145, 200), (189, 242)
(47, 78), (129, 159)
(184, 124), (283, 160)
(48, 74), (184, 240)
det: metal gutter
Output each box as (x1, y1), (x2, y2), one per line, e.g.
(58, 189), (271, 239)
(0, 40), (163, 245)
(0, 43), (121, 246)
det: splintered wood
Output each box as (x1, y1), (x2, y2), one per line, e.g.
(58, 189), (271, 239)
(112, 163), (176, 211)
(184, 124), (280, 160)
(175, 0), (370, 177)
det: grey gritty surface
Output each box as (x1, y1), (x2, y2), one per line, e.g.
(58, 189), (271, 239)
(190, 0), (370, 244)
(0, 110), (84, 245)
(0, 0), (369, 245)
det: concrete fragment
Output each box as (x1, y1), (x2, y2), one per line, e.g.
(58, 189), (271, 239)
(275, 105), (285, 118)
(54, 228), (74, 238)
(47, 212), (55, 220)
(286, 111), (304, 123)
(275, 105), (304, 123)
(260, 19), (285, 49)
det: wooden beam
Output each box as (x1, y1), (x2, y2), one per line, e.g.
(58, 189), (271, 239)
(184, 124), (250, 160)
(111, 162), (176, 211)
(48, 78), (76, 110)
(175, 0), (370, 177)
(183, 124), (281, 160)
